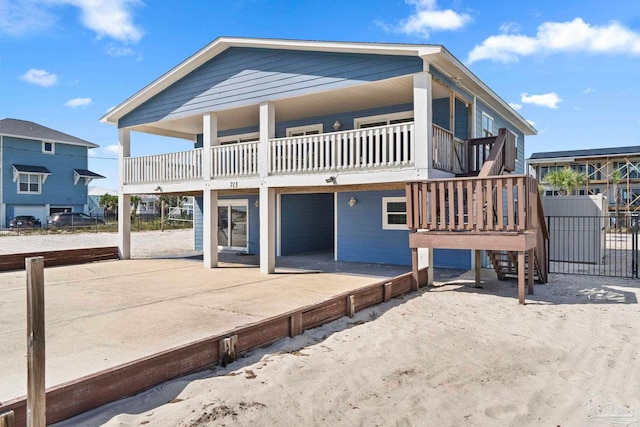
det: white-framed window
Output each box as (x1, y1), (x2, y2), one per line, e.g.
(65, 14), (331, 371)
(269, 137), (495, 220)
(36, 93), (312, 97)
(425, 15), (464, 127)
(218, 132), (259, 145)
(286, 124), (323, 137)
(354, 111), (413, 129)
(481, 112), (495, 137)
(42, 141), (55, 154)
(382, 197), (407, 230)
(17, 173), (42, 194)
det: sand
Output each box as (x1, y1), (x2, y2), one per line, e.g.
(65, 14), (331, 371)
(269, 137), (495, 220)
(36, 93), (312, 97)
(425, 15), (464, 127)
(61, 270), (640, 427)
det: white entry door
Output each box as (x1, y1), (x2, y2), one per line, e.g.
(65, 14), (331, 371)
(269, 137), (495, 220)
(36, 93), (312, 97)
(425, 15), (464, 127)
(218, 200), (248, 251)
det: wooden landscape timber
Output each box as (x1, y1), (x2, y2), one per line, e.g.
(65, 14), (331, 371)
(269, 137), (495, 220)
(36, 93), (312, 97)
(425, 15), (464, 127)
(0, 247), (119, 272)
(0, 268), (422, 427)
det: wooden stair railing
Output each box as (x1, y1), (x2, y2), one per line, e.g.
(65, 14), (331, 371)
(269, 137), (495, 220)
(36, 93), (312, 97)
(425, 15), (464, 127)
(463, 128), (516, 177)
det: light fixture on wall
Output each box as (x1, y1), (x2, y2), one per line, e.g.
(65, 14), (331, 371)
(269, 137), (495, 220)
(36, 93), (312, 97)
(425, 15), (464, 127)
(348, 197), (357, 207)
(325, 176), (336, 184)
(255, 199), (259, 208)
(154, 186), (163, 192)
(333, 120), (341, 130)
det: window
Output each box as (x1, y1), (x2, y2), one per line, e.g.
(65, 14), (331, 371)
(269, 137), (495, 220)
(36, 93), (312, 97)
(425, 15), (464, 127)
(218, 132), (259, 145)
(286, 124), (323, 137)
(17, 174), (41, 194)
(354, 111), (413, 129)
(42, 141), (55, 154)
(481, 112), (495, 137)
(382, 197), (407, 230)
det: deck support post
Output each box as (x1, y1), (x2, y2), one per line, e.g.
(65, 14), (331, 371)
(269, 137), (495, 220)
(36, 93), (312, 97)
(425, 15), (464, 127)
(474, 250), (482, 287)
(527, 248), (534, 295)
(203, 190), (218, 268)
(259, 186), (276, 274)
(117, 129), (131, 260)
(411, 248), (420, 291)
(518, 251), (525, 305)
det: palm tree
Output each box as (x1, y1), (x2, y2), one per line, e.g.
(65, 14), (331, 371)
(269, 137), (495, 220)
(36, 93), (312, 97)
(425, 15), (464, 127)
(542, 167), (587, 195)
(130, 195), (141, 218)
(610, 169), (622, 229)
(99, 193), (118, 221)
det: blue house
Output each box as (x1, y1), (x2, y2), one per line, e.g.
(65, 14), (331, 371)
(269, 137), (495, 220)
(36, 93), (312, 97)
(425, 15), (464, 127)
(101, 37), (536, 277)
(0, 118), (104, 227)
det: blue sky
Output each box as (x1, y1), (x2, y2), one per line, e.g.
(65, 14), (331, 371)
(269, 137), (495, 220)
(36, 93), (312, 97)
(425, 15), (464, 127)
(1, 0), (639, 190)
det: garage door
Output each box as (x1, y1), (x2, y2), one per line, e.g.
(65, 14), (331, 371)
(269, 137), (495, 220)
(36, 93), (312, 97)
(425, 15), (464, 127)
(13, 205), (47, 225)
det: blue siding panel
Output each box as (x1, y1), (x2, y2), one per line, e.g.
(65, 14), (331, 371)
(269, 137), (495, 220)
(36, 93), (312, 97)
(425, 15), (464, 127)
(194, 196), (203, 251)
(2, 136), (90, 224)
(432, 98), (450, 130)
(336, 190), (411, 266)
(454, 98), (469, 140)
(434, 249), (471, 270)
(120, 48), (423, 128)
(280, 194), (333, 255)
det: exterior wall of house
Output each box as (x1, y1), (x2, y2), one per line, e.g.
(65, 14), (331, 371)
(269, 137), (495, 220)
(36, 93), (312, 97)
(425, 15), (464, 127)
(1, 135), (89, 224)
(280, 193), (333, 256)
(120, 47), (423, 128)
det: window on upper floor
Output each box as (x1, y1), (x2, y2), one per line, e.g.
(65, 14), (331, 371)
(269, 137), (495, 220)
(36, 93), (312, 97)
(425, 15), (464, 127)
(286, 124), (323, 137)
(354, 111), (413, 129)
(17, 173), (42, 194)
(382, 197), (407, 230)
(482, 112), (495, 137)
(43, 141), (55, 154)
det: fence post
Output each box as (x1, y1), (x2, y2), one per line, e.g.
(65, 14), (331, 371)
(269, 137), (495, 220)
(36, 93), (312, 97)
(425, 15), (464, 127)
(26, 256), (46, 427)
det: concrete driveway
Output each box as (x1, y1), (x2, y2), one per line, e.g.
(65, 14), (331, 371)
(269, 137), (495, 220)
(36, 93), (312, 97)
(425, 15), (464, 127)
(0, 254), (409, 403)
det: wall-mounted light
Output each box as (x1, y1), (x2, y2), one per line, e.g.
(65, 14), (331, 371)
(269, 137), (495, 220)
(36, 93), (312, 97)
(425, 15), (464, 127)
(325, 176), (336, 184)
(333, 120), (341, 131)
(254, 199), (259, 208)
(154, 186), (163, 192)
(348, 197), (357, 207)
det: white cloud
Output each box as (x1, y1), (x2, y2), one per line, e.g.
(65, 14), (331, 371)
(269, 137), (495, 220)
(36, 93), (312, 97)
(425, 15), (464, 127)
(521, 92), (562, 109)
(382, 0), (472, 38)
(509, 102), (522, 111)
(527, 119), (537, 127)
(499, 22), (520, 34)
(0, 0), (57, 36)
(19, 68), (58, 87)
(64, 97), (93, 107)
(106, 45), (135, 57)
(103, 144), (119, 155)
(54, 0), (143, 43)
(468, 18), (640, 63)
(88, 148), (97, 157)
(583, 87), (595, 94)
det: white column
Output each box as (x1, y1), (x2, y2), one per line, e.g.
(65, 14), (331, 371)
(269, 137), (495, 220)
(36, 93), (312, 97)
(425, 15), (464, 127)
(413, 71), (433, 180)
(118, 128), (131, 259)
(414, 72), (433, 285)
(202, 113), (219, 268)
(259, 186), (276, 274)
(203, 189), (218, 268)
(259, 102), (275, 178)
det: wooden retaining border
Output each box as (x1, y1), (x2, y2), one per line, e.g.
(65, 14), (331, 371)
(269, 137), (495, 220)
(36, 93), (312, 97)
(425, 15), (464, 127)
(0, 247), (120, 272)
(0, 268), (424, 427)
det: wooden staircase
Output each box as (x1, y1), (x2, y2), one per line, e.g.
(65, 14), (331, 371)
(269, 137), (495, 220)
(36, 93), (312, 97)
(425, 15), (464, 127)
(406, 127), (549, 304)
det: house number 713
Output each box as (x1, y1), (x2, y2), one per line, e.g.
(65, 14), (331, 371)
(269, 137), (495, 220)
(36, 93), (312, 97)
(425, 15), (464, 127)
(230, 181), (238, 188)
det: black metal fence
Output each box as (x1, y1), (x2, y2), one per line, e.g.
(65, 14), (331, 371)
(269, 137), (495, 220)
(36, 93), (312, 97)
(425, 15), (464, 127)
(547, 214), (639, 278)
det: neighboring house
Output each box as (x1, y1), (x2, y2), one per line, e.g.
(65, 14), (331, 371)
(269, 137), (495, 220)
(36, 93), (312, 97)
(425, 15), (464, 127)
(0, 118), (104, 227)
(101, 37), (536, 273)
(527, 146), (640, 213)
(88, 185), (118, 218)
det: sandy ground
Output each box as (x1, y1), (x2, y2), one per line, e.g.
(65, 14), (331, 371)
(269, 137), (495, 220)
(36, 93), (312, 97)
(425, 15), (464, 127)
(0, 228), (197, 257)
(58, 269), (640, 427)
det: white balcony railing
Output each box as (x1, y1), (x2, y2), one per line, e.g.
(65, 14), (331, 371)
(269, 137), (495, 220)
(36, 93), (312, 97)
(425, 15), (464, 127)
(123, 149), (202, 184)
(211, 141), (259, 178)
(269, 122), (414, 174)
(432, 124), (466, 174)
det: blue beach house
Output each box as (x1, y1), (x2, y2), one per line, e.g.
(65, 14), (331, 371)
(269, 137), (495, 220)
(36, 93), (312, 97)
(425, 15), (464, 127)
(101, 37), (538, 280)
(0, 118), (104, 227)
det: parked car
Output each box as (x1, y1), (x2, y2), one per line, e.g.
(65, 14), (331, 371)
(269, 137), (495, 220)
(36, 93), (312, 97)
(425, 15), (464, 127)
(9, 215), (42, 228)
(48, 212), (105, 228)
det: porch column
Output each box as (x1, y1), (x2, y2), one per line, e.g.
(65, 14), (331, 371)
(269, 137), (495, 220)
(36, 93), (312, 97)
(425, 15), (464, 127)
(259, 102), (275, 178)
(414, 72), (434, 286)
(203, 189), (218, 268)
(118, 128), (131, 259)
(202, 113), (219, 268)
(259, 186), (276, 274)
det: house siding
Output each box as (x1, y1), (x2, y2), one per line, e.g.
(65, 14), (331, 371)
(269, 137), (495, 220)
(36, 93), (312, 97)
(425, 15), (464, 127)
(2, 136), (89, 223)
(120, 48), (423, 128)
(280, 193), (333, 256)
(475, 99), (525, 173)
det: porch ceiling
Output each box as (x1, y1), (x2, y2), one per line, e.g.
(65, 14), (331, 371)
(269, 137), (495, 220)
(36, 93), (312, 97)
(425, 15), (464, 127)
(127, 75), (451, 140)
